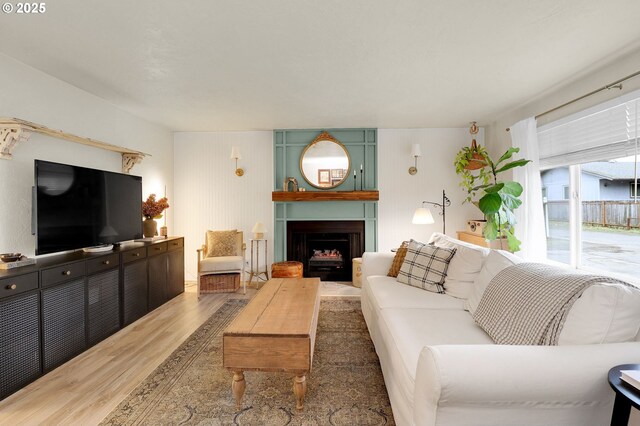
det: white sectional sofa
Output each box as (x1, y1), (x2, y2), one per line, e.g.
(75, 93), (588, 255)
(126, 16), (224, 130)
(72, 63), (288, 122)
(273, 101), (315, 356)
(361, 233), (640, 426)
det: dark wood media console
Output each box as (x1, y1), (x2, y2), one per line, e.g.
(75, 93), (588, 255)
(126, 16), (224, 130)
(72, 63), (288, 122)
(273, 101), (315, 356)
(0, 236), (185, 400)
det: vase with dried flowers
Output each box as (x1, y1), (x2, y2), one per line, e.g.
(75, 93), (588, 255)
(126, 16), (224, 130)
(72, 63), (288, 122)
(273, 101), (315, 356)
(142, 194), (169, 237)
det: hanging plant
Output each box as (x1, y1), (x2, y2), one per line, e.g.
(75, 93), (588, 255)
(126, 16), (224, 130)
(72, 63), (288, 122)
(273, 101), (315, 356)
(454, 138), (530, 252)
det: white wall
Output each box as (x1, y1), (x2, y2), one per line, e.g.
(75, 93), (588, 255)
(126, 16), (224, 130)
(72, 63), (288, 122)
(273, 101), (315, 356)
(174, 128), (481, 279)
(0, 54), (174, 256)
(377, 128), (482, 251)
(173, 132), (273, 281)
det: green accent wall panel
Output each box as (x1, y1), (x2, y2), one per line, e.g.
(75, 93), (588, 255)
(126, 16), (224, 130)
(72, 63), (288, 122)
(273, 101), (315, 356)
(274, 128), (377, 191)
(272, 128), (378, 262)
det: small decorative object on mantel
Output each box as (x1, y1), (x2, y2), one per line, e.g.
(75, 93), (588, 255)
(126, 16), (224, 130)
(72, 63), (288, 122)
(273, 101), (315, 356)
(142, 194), (169, 238)
(284, 177), (298, 192)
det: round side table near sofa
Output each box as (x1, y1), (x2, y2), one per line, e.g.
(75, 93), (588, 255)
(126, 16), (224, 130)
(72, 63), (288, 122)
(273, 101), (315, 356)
(608, 364), (640, 426)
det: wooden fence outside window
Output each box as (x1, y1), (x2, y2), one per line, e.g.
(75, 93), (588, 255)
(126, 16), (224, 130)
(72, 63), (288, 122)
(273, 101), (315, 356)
(546, 200), (640, 229)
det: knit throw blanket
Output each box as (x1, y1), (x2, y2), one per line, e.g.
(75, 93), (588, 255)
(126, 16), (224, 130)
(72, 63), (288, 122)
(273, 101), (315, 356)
(473, 263), (630, 345)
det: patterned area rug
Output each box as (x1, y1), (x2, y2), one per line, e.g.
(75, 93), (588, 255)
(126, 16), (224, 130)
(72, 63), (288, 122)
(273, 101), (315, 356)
(101, 298), (394, 425)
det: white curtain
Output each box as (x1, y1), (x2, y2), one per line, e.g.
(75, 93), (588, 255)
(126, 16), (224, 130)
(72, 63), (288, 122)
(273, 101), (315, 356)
(510, 117), (547, 260)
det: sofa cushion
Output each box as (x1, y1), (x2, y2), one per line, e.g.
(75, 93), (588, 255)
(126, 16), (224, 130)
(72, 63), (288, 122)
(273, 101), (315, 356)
(559, 282), (640, 344)
(429, 232), (490, 299)
(387, 241), (409, 277)
(397, 240), (456, 293)
(377, 308), (493, 414)
(465, 249), (523, 314)
(365, 275), (465, 311)
(206, 229), (240, 257)
(199, 255), (243, 273)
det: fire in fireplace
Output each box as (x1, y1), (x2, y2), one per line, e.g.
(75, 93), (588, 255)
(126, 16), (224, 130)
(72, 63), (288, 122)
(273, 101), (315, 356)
(309, 248), (344, 276)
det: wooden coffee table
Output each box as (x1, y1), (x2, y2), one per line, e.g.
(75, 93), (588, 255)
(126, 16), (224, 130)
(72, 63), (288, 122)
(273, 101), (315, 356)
(223, 277), (321, 410)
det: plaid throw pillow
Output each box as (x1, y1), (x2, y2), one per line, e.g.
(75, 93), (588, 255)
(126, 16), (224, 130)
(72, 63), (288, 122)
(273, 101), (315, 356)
(387, 241), (409, 277)
(397, 239), (456, 293)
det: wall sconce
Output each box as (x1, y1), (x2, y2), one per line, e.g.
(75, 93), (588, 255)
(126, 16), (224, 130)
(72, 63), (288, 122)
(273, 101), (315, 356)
(230, 146), (244, 176)
(252, 222), (267, 239)
(408, 143), (422, 175)
(412, 190), (451, 233)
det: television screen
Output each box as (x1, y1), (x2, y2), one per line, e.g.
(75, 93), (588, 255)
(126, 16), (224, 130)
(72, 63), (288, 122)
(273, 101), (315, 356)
(35, 160), (143, 255)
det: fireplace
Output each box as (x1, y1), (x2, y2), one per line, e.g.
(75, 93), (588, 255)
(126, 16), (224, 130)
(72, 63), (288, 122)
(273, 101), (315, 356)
(287, 221), (365, 281)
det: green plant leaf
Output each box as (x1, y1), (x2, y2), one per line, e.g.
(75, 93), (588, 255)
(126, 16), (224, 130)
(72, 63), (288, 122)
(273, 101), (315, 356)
(483, 216), (499, 240)
(500, 192), (522, 210)
(496, 147), (519, 166)
(478, 193), (502, 215)
(502, 207), (517, 227)
(501, 181), (524, 197)
(494, 159), (531, 174)
(504, 228), (522, 252)
(484, 183), (505, 193)
(471, 183), (492, 191)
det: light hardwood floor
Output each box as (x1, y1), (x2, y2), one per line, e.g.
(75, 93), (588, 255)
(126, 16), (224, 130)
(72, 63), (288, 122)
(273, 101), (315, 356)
(0, 283), (255, 426)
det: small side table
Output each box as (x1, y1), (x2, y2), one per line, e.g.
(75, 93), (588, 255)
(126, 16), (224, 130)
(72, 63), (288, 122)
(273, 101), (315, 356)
(608, 364), (640, 426)
(352, 257), (363, 288)
(248, 239), (269, 287)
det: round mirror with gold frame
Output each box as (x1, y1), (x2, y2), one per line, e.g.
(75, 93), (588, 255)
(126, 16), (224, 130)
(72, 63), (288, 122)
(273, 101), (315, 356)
(300, 131), (351, 189)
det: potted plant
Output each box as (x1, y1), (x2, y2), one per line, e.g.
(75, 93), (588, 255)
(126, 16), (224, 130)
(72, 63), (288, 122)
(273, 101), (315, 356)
(142, 194), (169, 237)
(454, 144), (530, 252)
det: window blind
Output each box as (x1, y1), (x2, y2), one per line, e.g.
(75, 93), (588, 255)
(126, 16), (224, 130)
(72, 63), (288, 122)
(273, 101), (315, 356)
(537, 89), (640, 169)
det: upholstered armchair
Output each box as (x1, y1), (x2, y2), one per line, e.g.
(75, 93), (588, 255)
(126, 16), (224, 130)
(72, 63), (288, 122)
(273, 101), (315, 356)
(196, 230), (246, 298)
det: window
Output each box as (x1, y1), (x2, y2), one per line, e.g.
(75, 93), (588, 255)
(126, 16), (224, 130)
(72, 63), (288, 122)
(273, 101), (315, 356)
(538, 90), (640, 281)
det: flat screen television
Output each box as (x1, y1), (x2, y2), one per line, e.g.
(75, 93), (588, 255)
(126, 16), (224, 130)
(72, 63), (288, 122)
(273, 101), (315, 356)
(34, 160), (143, 255)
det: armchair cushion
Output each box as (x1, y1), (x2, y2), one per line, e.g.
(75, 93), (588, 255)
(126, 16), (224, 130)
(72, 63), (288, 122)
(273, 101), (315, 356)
(200, 256), (244, 274)
(206, 229), (240, 257)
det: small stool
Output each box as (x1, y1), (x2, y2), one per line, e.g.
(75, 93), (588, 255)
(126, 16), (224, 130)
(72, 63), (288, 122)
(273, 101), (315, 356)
(352, 257), (363, 288)
(271, 261), (303, 278)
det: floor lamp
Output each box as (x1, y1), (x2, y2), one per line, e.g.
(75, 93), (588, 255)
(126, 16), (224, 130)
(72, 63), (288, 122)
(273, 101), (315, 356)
(412, 190), (451, 234)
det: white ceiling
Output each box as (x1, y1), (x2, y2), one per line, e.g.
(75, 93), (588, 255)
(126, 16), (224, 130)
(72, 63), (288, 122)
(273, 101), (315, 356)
(2, 0), (640, 131)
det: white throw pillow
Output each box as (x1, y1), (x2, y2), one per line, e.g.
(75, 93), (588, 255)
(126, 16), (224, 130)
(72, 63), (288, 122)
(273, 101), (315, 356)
(429, 232), (490, 299)
(558, 282), (640, 344)
(397, 240), (456, 293)
(465, 249), (523, 314)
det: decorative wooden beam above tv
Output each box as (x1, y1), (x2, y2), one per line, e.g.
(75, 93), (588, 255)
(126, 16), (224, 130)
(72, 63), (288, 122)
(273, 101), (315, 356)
(272, 190), (379, 202)
(0, 117), (150, 173)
